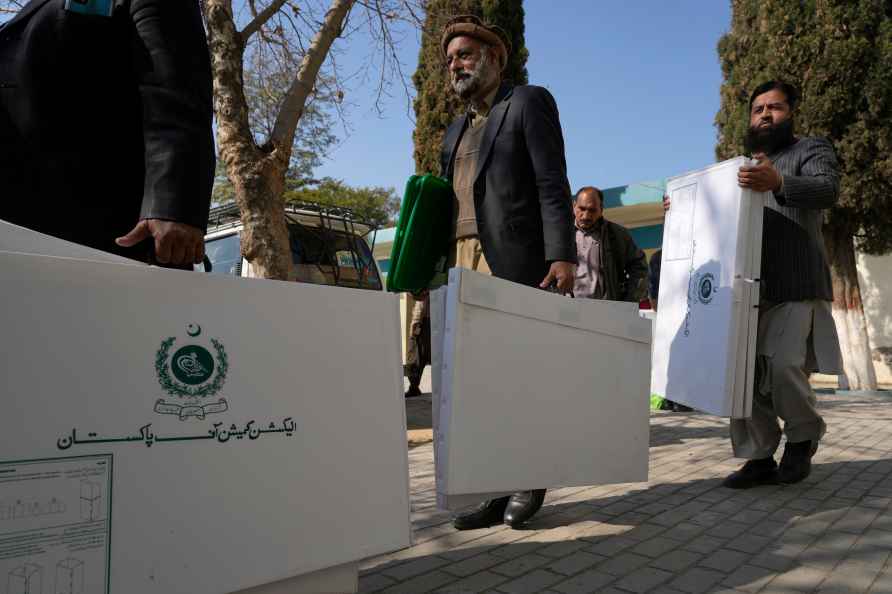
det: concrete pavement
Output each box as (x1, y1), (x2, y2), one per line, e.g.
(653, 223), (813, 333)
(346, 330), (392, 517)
(361, 390), (892, 594)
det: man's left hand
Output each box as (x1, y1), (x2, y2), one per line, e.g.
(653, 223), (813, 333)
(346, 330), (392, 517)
(738, 158), (783, 193)
(539, 261), (576, 295)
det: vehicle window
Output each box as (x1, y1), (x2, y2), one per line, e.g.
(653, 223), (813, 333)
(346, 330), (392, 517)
(205, 233), (241, 276)
(336, 250), (358, 267)
(288, 225), (381, 290)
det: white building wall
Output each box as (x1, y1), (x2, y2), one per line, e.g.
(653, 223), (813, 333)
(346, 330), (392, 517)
(858, 252), (892, 385)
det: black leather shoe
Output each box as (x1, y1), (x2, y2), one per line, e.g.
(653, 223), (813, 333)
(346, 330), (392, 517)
(405, 385), (422, 398)
(778, 440), (815, 484)
(453, 497), (510, 530)
(503, 489), (546, 528)
(723, 457), (778, 489)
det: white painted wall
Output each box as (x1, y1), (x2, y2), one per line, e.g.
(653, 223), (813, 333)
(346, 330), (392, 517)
(858, 252), (892, 385)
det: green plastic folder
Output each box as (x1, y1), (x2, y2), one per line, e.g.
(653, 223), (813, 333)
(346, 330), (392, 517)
(386, 174), (453, 293)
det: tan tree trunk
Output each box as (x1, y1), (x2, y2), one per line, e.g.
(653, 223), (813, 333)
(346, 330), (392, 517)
(825, 224), (878, 391)
(205, 0), (355, 281)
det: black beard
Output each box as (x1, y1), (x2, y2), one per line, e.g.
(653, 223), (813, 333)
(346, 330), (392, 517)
(744, 118), (795, 155)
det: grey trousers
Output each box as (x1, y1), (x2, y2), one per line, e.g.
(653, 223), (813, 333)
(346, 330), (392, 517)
(730, 300), (842, 460)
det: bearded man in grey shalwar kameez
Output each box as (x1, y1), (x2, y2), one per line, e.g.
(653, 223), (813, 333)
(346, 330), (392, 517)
(729, 80), (844, 487)
(667, 80), (843, 488)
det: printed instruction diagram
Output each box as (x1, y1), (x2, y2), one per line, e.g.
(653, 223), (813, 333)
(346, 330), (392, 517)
(0, 497), (66, 522)
(0, 455), (111, 594)
(7, 563), (41, 594)
(79, 481), (101, 522)
(55, 558), (85, 594)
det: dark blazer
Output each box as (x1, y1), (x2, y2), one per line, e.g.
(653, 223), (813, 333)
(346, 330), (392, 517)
(0, 0), (214, 260)
(648, 248), (662, 303)
(761, 136), (839, 303)
(594, 219), (648, 302)
(440, 83), (575, 287)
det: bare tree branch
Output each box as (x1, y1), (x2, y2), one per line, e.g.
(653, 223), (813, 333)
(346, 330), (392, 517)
(372, 1), (390, 112)
(372, 0), (414, 118)
(206, 0), (422, 281)
(271, 0), (356, 151)
(0, 0), (25, 17)
(241, 0), (288, 42)
(399, 0), (423, 27)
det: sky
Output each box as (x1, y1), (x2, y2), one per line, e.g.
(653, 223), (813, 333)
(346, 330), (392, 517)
(314, 1), (733, 193)
(0, 1), (732, 192)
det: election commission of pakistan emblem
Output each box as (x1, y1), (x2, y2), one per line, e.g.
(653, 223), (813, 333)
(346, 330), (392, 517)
(696, 272), (716, 305)
(154, 323), (230, 420)
(683, 271), (717, 337)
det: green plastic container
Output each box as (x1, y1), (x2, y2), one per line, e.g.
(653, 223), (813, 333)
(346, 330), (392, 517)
(386, 175), (453, 293)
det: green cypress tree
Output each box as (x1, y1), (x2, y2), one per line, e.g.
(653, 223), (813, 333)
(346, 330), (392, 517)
(412, 0), (528, 175)
(715, 0), (892, 390)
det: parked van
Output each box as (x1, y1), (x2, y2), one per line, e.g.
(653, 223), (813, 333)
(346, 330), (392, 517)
(201, 203), (383, 291)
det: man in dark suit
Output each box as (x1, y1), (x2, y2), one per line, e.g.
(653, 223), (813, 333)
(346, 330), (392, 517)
(439, 15), (576, 530)
(0, 0), (214, 266)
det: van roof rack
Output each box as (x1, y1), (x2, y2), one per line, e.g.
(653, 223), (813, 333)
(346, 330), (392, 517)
(205, 202), (381, 281)
(207, 202), (377, 231)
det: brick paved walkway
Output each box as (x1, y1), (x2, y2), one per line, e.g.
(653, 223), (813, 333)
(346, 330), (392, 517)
(360, 391), (892, 594)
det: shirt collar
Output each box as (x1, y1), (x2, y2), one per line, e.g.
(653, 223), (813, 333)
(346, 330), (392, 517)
(767, 136), (800, 159)
(576, 217), (605, 236)
(470, 85), (500, 120)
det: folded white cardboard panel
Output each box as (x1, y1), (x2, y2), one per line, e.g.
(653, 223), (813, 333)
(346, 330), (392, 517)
(430, 286), (449, 498)
(0, 219), (138, 264)
(732, 191), (764, 420)
(432, 269), (651, 510)
(650, 157), (766, 418)
(0, 250), (411, 594)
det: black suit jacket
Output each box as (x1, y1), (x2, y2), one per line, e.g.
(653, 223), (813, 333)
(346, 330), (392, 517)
(0, 0), (214, 260)
(440, 83), (575, 287)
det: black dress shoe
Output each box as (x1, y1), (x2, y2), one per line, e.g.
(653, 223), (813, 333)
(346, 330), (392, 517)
(503, 489), (546, 528)
(778, 440), (815, 484)
(405, 385), (422, 398)
(453, 497), (510, 530)
(723, 457), (778, 489)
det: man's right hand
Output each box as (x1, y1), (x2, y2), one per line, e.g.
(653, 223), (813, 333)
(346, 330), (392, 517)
(540, 261), (576, 295)
(116, 219), (205, 266)
(662, 194), (670, 212)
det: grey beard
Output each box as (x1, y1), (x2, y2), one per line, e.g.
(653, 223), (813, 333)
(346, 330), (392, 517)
(451, 51), (494, 101)
(452, 76), (481, 100)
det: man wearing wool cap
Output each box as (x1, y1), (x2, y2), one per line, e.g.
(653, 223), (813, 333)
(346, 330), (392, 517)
(438, 15), (577, 530)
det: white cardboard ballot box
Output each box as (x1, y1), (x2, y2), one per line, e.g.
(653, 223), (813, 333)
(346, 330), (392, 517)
(0, 220), (138, 264)
(431, 269), (652, 510)
(650, 157), (767, 418)
(0, 227), (411, 594)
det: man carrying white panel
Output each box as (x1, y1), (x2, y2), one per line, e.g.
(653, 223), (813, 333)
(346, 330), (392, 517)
(439, 15), (576, 530)
(665, 81), (842, 488)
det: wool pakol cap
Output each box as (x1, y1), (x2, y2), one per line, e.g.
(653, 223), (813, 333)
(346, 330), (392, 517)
(441, 15), (511, 71)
